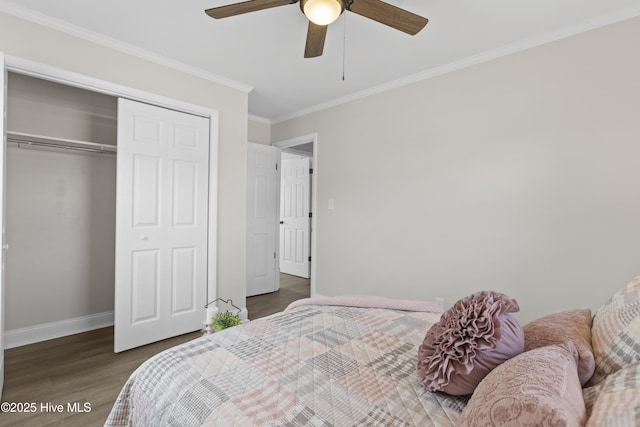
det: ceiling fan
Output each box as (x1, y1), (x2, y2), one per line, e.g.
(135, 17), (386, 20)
(205, 0), (429, 58)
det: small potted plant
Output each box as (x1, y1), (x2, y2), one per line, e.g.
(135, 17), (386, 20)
(211, 311), (242, 331)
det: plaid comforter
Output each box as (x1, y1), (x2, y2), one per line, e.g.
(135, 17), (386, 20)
(106, 299), (467, 426)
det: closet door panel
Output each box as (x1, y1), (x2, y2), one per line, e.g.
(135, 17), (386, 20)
(131, 249), (160, 323)
(133, 155), (162, 227)
(115, 98), (209, 352)
(171, 247), (196, 315)
(172, 160), (197, 227)
(173, 124), (199, 149)
(133, 116), (163, 144)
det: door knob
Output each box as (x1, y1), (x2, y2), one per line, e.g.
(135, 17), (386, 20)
(280, 221), (284, 224)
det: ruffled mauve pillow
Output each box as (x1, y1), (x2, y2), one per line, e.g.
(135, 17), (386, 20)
(523, 309), (595, 385)
(417, 291), (524, 395)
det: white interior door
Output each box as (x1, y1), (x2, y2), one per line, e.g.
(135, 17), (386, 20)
(280, 157), (311, 278)
(246, 143), (279, 296)
(115, 98), (210, 352)
(0, 53), (6, 398)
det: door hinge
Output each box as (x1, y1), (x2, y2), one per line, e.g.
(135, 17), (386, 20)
(308, 256), (312, 262)
(309, 168), (313, 174)
(309, 212), (312, 218)
(275, 163), (278, 170)
(274, 252), (276, 259)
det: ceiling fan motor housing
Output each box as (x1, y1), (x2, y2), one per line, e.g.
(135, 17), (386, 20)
(300, 0), (345, 25)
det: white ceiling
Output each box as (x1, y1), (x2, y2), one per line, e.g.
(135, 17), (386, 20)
(1, 0), (639, 122)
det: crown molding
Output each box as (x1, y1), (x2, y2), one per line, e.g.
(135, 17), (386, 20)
(248, 114), (272, 125)
(4, 1), (639, 123)
(0, 1), (253, 94)
(272, 4), (640, 124)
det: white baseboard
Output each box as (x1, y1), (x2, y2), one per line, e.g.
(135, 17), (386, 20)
(219, 307), (249, 322)
(5, 308), (250, 349)
(4, 311), (114, 349)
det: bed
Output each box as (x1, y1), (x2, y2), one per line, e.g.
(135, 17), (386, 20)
(106, 278), (640, 427)
(105, 297), (467, 426)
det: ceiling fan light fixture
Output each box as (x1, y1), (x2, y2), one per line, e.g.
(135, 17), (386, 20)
(302, 0), (344, 26)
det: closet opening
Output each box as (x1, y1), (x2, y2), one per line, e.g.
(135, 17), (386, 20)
(4, 72), (118, 348)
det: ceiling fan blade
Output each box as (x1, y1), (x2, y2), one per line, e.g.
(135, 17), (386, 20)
(304, 22), (328, 58)
(346, 0), (428, 35)
(205, 0), (297, 19)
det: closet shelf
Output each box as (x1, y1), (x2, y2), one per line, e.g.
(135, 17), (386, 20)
(6, 131), (117, 154)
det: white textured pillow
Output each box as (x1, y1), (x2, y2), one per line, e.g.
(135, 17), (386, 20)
(585, 362), (640, 426)
(589, 275), (640, 385)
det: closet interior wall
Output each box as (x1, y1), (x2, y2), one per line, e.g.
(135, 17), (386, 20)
(5, 72), (117, 334)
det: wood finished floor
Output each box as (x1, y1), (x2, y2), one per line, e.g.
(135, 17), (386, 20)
(1, 274), (309, 427)
(246, 272), (311, 319)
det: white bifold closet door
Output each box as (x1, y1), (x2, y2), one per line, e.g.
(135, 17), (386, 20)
(115, 98), (210, 353)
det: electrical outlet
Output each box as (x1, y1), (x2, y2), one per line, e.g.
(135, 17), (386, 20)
(435, 297), (444, 308)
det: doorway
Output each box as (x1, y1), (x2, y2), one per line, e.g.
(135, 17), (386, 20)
(274, 134), (317, 298)
(246, 134), (317, 301)
(245, 134), (316, 318)
(279, 151), (312, 278)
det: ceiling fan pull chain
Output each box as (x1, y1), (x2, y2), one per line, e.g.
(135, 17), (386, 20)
(342, 13), (347, 81)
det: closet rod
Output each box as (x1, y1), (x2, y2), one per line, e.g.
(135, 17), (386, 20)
(8, 139), (117, 154)
(6, 131), (117, 154)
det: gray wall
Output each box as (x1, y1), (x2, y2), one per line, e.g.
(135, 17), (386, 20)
(273, 16), (640, 323)
(248, 118), (271, 145)
(5, 148), (116, 329)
